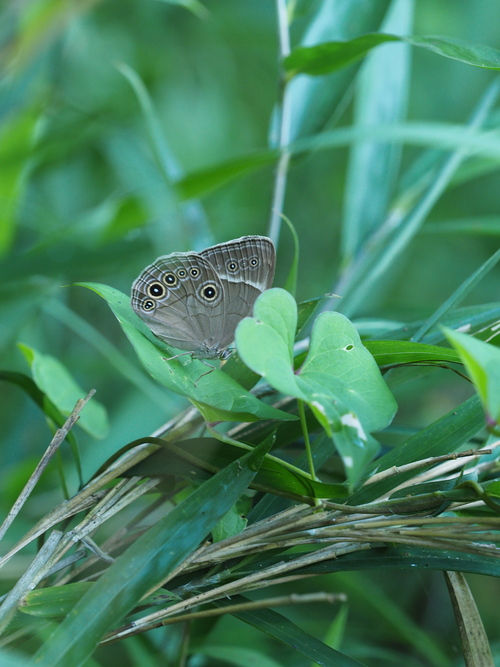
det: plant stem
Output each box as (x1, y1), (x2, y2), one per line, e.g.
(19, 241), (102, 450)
(297, 399), (320, 507)
(268, 0), (292, 246)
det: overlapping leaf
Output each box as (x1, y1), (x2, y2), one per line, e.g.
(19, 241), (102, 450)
(80, 283), (293, 423)
(236, 289), (397, 486)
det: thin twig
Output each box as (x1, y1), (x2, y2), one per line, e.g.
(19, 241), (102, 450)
(0, 531), (62, 633)
(365, 448), (493, 485)
(0, 390), (96, 543)
(160, 592), (346, 626)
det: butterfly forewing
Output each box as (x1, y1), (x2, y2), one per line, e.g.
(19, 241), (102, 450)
(131, 252), (226, 355)
(131, 236), (276, 358)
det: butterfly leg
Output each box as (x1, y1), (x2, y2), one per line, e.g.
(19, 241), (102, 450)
(193, 360), (216, 386)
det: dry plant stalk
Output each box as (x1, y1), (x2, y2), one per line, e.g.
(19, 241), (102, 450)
(1, 399), (499, 646)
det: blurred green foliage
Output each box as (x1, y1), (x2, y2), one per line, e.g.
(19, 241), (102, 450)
(2, 0), (500, 665)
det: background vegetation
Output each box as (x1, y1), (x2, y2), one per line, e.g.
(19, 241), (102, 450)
(1, 0), (500, 665)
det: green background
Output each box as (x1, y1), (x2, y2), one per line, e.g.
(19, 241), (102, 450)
(1, 1), (500, 664)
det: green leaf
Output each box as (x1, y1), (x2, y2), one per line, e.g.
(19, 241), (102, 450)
(408, 35), (500, 70)
(0, 109), (40, 255)
(156, 0), (209, 21)
(21, 583), (93, 618)
(284, 34), (500, 78)
(443, 327), (500, 424)
(296, 295), (336, 339)
(17, 344), (109, 439)
(79, 283), (294, 423)
(211, 504), (247, 543)
(236, 289), (300, 398)
(342, 4), (411, 261)
(284, 0), (391, 141)
(280, 214), (300, 296)
(0, 648), (30, 667)
(33, 437), (275, 667)
(350, 395), (485, 504)
(285, 34), (401, 77)
(411, 248), (500, 342)
(127, 438), (347, 501)
(444, 572), (495, 667)
(116, 62), (212, 248)
(299, 314), (397, 433)
(263, 545), (500, 579)
(236, 289), (397, 486)
(214, 596), (367, 667)
(175, 116), (500, 202)
(177, 151), (278, 200)
(197, 646), (284, 667)
(337, 80), (500, 317)
(364, 340), (462, 366)
(424, 216), (500, 236)
(0, 371), (69, 432)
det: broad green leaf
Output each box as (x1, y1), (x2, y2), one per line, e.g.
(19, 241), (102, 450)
(17, 344), (108, 439)
(236, 289), (397, 486)
(33, 437), (275, 667)
(443, 327), (500, 424)
(236, 289), (301, 398)
(79, 283), (293, 423)
(284, 34), (500, 78)
(299, 313), (397, 433)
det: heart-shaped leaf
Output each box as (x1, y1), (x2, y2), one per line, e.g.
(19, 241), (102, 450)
(236, 289), (397, 486)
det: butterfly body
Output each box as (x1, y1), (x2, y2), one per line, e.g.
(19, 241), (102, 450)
(131, 236), (275, 359)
